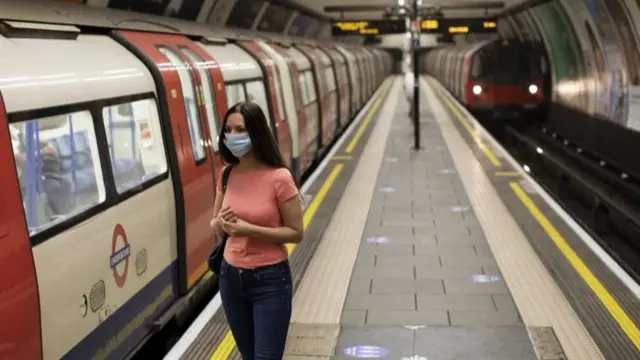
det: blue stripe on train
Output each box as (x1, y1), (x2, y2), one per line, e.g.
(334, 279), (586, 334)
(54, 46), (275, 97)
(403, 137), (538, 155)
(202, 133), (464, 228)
(62, 263), (177, 360)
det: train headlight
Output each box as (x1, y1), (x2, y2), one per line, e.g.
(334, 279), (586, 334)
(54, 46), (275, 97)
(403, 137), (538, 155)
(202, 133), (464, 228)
(528, 84), (538, 94)
(472, 85), (482, 95)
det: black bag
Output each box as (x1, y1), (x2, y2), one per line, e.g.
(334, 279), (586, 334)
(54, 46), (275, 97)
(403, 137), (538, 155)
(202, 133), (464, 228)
(207, 165), (234, 276)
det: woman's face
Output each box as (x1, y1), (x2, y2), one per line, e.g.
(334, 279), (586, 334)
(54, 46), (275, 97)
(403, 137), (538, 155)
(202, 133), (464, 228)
(225, 113), (247, 134)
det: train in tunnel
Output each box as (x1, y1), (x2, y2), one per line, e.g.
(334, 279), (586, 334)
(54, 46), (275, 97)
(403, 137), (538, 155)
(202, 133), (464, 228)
(424, 39), (548, 121)
(0, 4), (393, 360)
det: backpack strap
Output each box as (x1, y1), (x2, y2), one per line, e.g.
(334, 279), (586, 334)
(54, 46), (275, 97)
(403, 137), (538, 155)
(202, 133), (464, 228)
(221, 164), (233, 194)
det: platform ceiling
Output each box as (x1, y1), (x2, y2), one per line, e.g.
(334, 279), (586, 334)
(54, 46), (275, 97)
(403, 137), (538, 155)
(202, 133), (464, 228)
(294, 0), (528, 20)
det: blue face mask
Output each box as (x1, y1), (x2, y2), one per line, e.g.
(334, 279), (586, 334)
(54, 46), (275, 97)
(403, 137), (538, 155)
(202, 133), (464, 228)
(223, 132), (252, 157)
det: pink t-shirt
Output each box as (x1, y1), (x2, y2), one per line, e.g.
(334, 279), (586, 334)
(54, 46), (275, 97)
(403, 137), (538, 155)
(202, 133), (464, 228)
(218, 166), (299, 269)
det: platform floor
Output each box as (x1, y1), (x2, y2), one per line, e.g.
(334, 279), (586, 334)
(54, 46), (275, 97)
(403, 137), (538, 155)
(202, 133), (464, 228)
(170, 75), (640, 360)
(331, 84), (538, 359)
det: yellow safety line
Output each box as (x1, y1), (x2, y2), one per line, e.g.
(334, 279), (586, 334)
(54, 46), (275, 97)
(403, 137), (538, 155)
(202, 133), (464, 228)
(510, 182), (640, 351)
(430, 81), (502, 167)
(345, 84), (392, 153)
(430, 77), (640, 350)
(495, 171), (523, 177)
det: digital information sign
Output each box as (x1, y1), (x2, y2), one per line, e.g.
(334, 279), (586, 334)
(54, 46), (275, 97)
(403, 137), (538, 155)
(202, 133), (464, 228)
(332, 18), (497, 36)
(332, 20), (406, 36)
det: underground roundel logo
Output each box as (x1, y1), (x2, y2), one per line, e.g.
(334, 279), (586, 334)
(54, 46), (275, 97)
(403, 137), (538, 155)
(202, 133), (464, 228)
(110, 224), (131, 288)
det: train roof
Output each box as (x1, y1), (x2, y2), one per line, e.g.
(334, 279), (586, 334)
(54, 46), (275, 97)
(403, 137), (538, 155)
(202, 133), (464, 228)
(0, 32), (155, 114)
(0, 1), (330, 44)
(197, 42), (263, 82)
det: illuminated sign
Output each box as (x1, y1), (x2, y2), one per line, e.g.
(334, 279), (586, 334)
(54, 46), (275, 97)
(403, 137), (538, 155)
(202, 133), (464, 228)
(331, 19), (405, 36)
(448, 26), (469, 34)
(331, 17), (496, 36)
(483, 21), (497, 28)
(421, 19), (439, 30)
(422, 17), (498, 34)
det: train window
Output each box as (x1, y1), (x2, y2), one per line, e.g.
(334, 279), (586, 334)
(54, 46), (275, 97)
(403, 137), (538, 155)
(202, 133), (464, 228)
(157, 47), (206, 162)
(304, 71), (317, 103)
(101, 99), (169, 194)
(9, 111), (105, 235)
(180, 47), (220, 152)
(245, 80), (272, 126)
(325, 68), (336, 92)
(225, 84), (246, 107)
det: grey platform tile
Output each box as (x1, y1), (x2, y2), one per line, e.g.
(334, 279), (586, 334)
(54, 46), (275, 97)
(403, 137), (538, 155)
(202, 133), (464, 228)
(449, 310), (523, 326)
(412, 210), (465, 220)
(474, 243), (495, 257)
(371, 278), (444, 294)
(417, 294), (495, 311)
(435, 233), (486, 245)
(375, 254), (440, 267)
(346, 277), (372, 294)
(343, 294), (415, 311)
(414, 243), (476, 256)
(351, 263), (414, 280)
(443, 278), (509, 294)
(493, 294), (519, 313)
(362, 225), (413, 238)
(353, 253), (375, 268)
(414, 225), (476, 238)
(358, 243), (413, 256)
(415, 265), (483, 280)
(433, 216), (481, 229)
(341, 310), (366, 326)
(414, 326), (537, 360)
(370, 234), (438, 245)
(332, 326), (414, 360)
(440, 253), (497, 267)
(380, 219), (436, 227)
(367, 310), (449, 326)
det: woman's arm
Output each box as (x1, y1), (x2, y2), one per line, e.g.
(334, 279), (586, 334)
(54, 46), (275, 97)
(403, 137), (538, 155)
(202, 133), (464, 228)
(245, 194), (304, 244)
(210, 170), (226, 237)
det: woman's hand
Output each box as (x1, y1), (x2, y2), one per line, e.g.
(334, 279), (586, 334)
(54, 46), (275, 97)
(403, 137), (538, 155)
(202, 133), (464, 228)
(221, 217), (253, 237)
(210, 206), (238, 236)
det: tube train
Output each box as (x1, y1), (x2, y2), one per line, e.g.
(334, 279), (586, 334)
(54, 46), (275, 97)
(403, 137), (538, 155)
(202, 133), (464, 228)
(425, 39), (546, 119)
(0, 5), (392, 360)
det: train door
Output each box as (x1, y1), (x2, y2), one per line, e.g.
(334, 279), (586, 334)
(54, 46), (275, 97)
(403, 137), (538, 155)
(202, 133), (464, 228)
(112, 31), (223, 293)
(256, 41), (310, 180)
(296, 44), (333, 150)
(0, 93), (42, 360)
(238, 41), (294, 172)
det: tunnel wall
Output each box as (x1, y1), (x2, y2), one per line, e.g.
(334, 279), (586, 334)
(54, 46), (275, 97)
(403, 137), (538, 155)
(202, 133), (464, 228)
(499, 0), (640, 178)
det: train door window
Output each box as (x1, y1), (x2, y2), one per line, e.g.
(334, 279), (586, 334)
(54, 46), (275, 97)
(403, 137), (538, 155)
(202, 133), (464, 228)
(157, 47), (206, 162)
(101, 98), (169, 194)
(180, 47), (220, 152)
(225, 83), (246, 106)
(270, 66), (287, 122)
(304, 71), (317, 103)
(325, 68), (336, 92)
(9, 110), (105, 235)
(298, 73), (310, 104)
(245, 80), (272, 126)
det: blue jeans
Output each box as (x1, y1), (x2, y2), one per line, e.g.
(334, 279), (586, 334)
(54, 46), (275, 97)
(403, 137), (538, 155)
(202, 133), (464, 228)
(219, 259), (293, 360)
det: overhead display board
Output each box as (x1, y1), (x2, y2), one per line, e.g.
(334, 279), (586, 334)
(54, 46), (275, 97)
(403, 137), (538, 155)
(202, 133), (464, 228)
(331, 17), (497, 36)
(332, 20), (406, 36)
(420, 17), (497, 34)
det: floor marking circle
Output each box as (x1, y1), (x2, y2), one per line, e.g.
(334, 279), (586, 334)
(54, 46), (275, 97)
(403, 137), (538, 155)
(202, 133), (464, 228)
(111, 223), (131, 288)
(367, 236), (391, 244)
(469, 274), (500, 283)
(343, 345), (389, 358)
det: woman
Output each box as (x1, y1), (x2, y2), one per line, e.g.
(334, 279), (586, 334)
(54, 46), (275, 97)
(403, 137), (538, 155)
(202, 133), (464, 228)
(210, 101), (304, 360)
